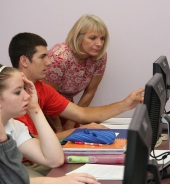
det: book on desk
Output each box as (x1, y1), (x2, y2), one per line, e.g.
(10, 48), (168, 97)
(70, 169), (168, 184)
(64, 153), (125, 164)
(63, 128), (127, 164)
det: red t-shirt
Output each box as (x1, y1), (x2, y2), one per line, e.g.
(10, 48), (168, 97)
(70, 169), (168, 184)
(15, 81), (69, 135)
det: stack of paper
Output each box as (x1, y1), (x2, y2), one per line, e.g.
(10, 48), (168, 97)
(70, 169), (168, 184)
(66, 164), (125, 180)
(63, 129), (127, 155)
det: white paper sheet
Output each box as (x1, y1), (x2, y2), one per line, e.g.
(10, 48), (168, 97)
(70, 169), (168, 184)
(102, 124), (129, 129)
(149, 150), (170, 165)
(102, 118), (132, 125)
(101, 118), (131, 129)
(66, 164), (125, 180)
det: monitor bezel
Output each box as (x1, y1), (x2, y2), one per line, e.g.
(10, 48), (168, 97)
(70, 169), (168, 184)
(144, 73), (166, 151)
(123, 104), (152, 184)
(153, 55), (170, 102)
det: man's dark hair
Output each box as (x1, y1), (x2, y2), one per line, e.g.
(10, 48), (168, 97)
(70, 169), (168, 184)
(8, 32), (47, 68)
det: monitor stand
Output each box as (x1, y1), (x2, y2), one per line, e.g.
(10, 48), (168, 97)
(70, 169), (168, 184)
(161, 114), (170, 149)
(159, 162), (170, 179)
(147, 159), (161, 184)
(159, 114), (170, 179)
(148, 158), (170, 182)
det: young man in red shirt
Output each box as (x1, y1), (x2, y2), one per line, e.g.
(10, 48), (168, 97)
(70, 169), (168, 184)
(8, 32), (144, 140)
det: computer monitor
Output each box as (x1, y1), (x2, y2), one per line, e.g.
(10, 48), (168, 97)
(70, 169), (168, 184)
(144, 73), (166, 151)
(153, 56), (170, 102)
(123, 104), (152, 184)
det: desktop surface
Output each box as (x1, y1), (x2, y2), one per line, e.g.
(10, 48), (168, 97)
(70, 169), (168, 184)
(47, 139), (170, 184)
(47, 163), (170, 184)
(47, 164), (121, 184)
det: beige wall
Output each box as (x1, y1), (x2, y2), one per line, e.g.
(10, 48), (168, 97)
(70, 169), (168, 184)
(1, 0), (170, 117)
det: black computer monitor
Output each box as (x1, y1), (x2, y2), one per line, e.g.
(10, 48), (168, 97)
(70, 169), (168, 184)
(153, 56), (170, 102)
(123, 104), (152, 184)
(144, 73), (166, 151)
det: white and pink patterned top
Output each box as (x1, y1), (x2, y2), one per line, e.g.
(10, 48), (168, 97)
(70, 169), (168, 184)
(45, 42), (107, 101)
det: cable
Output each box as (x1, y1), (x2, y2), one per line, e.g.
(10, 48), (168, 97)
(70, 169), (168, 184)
(160, 158), (165, 180)
(150, 150), (170, 161)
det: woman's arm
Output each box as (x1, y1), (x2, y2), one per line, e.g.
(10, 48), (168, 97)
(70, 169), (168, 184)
(19, 74), (64, 168)
(63, 74), (104, 130)
(77, 74), (104, 107)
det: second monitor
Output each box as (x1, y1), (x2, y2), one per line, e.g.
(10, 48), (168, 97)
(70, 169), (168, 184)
(144, 73), (166, 151)
(123, 104), (152, 184)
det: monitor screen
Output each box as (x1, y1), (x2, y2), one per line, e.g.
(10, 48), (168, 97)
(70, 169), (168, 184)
(123, 104), (152, 184)
(144, 73), (166, 151)
(153, 56), (170, 102)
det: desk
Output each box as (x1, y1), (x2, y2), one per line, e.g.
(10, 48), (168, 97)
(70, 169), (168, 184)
(47, 140), (170, 184)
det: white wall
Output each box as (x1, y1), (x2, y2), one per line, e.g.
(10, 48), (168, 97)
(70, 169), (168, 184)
(1, 0), (170, 117)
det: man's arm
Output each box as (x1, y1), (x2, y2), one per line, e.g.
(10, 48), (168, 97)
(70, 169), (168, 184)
(60, 88), (144, 123)
(56, 122), (108, 140)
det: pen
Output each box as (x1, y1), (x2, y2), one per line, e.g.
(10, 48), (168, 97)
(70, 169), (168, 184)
(74, 142), (103, 146)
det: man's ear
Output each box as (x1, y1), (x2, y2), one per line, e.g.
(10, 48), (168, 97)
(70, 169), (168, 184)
(20, 55), (29, 68)
(0, 98), (2, 108)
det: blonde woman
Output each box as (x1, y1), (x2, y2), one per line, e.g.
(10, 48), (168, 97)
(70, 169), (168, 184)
(44, 14), (109, 130)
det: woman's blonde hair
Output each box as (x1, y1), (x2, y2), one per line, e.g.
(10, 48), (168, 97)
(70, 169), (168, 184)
(66, 14), (109, 60)
(0, 64), (18, 96)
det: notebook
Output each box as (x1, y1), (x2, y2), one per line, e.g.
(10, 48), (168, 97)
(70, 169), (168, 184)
(63, 128), (127, 154)
(64, 153), (125, 164)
